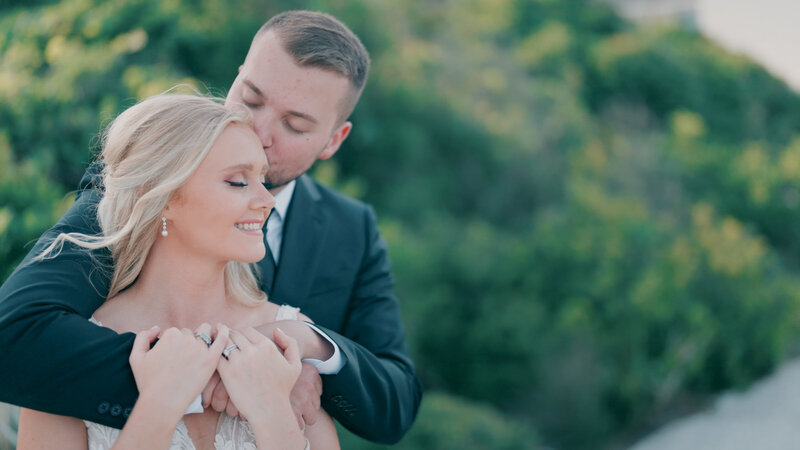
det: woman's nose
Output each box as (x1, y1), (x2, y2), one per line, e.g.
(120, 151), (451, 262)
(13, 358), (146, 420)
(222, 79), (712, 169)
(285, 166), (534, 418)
(253, 181), (275, 214)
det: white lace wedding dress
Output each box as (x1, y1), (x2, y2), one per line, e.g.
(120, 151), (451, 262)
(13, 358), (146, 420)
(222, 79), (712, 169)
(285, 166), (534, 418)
(84, 304), (301, 450)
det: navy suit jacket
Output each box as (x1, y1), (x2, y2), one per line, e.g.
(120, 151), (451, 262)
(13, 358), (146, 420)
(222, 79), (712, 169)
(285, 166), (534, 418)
(0, 163), (422, 444)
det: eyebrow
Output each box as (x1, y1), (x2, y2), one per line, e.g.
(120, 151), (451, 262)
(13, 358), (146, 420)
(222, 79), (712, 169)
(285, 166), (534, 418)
(221, 163), (269, 173)
(243, 79), (319, 125)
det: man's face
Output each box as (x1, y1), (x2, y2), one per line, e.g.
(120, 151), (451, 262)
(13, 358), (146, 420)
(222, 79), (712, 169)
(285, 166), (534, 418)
(225, 31), (352, 191)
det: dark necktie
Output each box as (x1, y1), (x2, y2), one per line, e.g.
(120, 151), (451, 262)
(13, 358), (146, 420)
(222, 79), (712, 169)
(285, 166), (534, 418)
(262, 208), (277, 293)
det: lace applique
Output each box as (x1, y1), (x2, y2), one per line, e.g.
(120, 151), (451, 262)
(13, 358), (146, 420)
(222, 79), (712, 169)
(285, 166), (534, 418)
(275, 304), (300, 321)
(85, 414), (259, 449)
(214, 414), (258, 450)
(85, 420), (120, 450)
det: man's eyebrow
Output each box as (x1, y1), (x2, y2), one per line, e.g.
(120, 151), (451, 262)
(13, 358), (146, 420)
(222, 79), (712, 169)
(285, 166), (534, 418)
(287, 110), (318, 124)
(243, 79), (264, 97)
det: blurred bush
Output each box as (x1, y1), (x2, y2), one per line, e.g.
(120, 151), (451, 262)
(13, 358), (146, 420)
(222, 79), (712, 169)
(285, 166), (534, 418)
(337, 391), (539, 450)
(2, 0), (800, 448)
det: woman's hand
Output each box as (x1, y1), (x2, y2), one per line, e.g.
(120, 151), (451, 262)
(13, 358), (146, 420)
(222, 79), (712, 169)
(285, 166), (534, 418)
(216, 325), (302, 422)
(129, 323), (229, 422)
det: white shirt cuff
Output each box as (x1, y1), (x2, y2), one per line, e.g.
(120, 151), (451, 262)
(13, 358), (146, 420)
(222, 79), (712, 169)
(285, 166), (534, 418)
(301, 322), (344, 375)
(185, 394), (203, 414)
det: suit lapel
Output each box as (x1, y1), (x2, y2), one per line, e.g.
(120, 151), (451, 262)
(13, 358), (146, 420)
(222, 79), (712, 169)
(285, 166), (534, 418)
(270, 175), (327, 307)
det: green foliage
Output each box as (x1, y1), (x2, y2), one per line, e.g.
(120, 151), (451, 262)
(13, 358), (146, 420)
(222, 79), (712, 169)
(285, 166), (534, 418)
(336, 392), (539, 450)
(3, 1), (800, 449)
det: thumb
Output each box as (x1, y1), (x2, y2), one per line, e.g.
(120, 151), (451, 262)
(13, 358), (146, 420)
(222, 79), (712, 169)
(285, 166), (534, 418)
(210, 324), (230, 356)
(274, 327), (300, 365)
(131, 326), (160, 361)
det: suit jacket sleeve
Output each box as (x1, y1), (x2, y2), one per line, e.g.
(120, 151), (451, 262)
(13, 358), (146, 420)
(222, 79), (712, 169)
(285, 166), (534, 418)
(315, 205), (422, 444)
(0, 165), (138, 428)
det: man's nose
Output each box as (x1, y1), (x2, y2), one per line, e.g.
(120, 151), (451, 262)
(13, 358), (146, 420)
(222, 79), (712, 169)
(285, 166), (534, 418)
(253, 117), (274, 149)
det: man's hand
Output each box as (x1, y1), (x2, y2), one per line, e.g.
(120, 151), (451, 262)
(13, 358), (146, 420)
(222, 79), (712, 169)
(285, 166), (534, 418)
(202, 371), (240, 418)
(290, 362), (323, 428)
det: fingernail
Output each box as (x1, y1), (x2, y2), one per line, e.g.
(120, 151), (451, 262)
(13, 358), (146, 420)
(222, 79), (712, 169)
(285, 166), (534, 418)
(151, 325), (159, 330)
(276, 327), (286, 334)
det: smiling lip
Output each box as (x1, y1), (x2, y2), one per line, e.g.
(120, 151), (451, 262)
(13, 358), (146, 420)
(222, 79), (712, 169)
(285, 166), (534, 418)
(234, 220), (263, 235)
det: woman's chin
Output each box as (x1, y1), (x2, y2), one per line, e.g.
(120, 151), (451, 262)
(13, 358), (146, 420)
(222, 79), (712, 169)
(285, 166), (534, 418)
(232, 246), (266, 264)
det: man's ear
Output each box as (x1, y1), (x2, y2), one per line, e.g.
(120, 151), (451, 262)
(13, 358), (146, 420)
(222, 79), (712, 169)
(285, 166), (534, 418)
(318, 121), (352, 160)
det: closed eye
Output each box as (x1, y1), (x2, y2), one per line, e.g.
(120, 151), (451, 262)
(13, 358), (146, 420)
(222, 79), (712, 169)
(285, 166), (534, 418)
(283, 118), (305, 134)
(225, 181), (248, 187)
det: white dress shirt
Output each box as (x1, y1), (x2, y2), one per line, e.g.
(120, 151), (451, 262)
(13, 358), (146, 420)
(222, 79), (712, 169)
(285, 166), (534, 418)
(266, 180), (343, 375)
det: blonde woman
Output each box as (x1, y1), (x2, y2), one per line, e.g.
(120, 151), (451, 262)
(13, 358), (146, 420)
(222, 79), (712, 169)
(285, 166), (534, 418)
(15, 94), (339, 449)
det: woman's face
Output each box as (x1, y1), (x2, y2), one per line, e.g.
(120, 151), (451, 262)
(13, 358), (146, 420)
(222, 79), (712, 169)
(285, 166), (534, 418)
(165, 123), (274, 264)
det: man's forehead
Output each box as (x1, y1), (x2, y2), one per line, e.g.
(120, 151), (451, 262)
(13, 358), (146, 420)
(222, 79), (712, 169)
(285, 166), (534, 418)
(240, 77), (319, 123)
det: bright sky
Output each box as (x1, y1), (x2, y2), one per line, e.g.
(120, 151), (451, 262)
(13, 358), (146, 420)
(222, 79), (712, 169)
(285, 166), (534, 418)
(696, 0), (800, 92)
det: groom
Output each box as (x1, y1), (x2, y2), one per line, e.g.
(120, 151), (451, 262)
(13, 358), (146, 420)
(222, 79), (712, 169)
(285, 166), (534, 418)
(0, 10), (421, 444)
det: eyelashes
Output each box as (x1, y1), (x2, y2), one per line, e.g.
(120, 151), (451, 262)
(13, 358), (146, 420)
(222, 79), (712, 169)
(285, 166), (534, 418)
(225, 181), (248, 187)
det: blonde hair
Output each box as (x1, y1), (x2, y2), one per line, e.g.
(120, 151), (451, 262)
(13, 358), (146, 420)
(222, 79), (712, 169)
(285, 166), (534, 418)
(39, 93), (267, 305)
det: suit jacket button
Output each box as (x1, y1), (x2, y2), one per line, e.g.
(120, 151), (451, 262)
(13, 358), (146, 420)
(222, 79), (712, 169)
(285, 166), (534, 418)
(97, 401), (110, 414)
(123, 407), (132, 418)
(110, 404), (123, 416)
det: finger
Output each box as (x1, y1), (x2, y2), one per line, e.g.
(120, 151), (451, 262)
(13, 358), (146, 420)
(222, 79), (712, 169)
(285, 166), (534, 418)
(201, 371), (220, 408)
(195, 322), (212, 335)
(225, 398), (240, 418)
(131, 326), (160, 356)
(308, 394), (321, 425)
(274, 327), (300, 365)
(210, 380), (229, 413)
(308, 363), (323, 396)
(194, 323), (212, 345)
(228, 329), (251, 353)
(209, 324), (230, 357)
(239, 326), (267, 344)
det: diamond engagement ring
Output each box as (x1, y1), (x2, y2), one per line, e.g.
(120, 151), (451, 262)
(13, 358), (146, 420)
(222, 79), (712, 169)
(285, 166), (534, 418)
(195, 332), (213, 347)
(222, 344), (239, 359)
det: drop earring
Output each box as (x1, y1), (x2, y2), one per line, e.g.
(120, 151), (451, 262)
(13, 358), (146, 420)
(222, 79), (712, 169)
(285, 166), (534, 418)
(161, 216), (168, 237)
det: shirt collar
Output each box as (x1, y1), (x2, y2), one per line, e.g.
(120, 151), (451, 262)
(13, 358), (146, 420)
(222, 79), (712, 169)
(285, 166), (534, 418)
(272, 179), (296, 221)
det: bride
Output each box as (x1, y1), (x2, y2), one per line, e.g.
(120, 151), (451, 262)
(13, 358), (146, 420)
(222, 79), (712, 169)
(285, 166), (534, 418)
(15, 93), (339, 449)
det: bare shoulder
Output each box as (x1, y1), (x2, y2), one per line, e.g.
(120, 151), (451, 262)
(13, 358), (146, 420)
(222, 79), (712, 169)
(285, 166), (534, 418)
(232, 300), (280, 328)
(92, 291), (149, 333)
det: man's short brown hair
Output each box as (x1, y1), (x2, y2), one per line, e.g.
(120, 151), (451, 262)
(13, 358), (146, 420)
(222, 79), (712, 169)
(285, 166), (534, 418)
(258, 11), (370, 124)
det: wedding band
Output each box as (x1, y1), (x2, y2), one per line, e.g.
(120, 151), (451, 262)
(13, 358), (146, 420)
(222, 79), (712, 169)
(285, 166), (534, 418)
(195, 332), (213, 347)
(222, 344), (239, 359)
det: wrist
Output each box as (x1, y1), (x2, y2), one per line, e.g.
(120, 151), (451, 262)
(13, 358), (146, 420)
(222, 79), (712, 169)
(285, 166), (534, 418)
(135, 391), (185, 425)
(248, 399), (305, 447)
(298, 322), (334, 360)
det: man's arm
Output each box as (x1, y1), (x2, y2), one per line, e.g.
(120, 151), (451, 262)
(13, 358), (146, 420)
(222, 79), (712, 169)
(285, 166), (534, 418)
(0, 184), (139, 428)
(316, 205), (422, 444)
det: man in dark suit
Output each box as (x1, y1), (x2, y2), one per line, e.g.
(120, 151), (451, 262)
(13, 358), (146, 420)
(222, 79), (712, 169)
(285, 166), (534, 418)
(0, 10), (421, 444)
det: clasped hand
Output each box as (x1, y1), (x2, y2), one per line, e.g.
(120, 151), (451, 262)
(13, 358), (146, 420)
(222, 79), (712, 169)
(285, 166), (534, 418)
(129, 323), (302, 424)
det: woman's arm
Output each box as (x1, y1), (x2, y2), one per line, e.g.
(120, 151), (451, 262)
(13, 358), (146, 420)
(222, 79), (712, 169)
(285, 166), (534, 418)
(218, 326), (307, 449)
(304, 410), (340, 450)
(17, 408), (88, 450)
